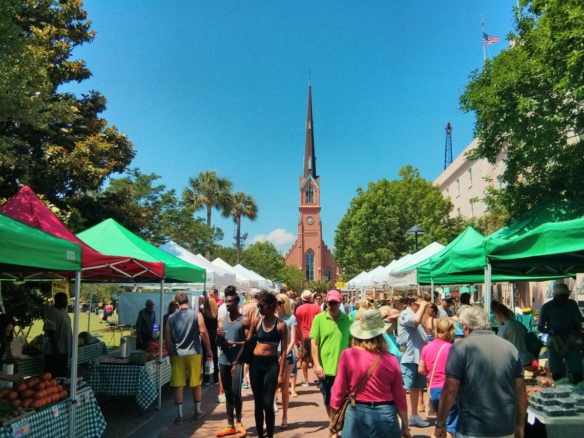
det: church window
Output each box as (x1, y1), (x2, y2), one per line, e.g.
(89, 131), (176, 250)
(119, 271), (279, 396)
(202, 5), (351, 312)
(305, 185), (314, 203)
(306, 250), (314, 281)
(325, 268), (331, 281)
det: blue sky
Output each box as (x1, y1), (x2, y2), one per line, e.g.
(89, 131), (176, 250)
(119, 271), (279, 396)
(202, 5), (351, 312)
(63, 0), (516, 253)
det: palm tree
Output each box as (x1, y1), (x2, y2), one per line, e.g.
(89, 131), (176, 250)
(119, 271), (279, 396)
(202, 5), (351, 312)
(232, 191), (258, 264)
(183, 171), (233, 258)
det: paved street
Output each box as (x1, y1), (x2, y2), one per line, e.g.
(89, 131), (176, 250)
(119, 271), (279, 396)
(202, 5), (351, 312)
(105, 377), (435, 438)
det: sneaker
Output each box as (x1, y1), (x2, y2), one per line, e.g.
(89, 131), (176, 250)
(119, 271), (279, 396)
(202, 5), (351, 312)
(193, 410), (206, 421)
(216, 425), (237, 437)
(273, 401), (278, 413)
(174, 417), (183, 425)
(241, 382), (249, 390)
(237, 422), (247, 438)
(313, 379), (319, 385)
(300, 381), (310, 387)
(217, 394), (226, 403)
(409, 414), (430, 428)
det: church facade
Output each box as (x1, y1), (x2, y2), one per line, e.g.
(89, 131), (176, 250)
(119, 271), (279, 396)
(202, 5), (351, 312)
(284, 85), (336, 282)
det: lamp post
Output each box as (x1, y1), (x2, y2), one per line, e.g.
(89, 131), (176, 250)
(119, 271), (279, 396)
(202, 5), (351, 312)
(407, 224), (425, 252)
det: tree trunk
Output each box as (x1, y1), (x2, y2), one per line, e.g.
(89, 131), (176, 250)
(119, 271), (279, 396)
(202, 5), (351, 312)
(206, 204), (212, 259)
(236, 216), (241, 264)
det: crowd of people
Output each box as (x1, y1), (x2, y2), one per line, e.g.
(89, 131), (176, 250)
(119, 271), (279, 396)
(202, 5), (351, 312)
(154, 282), (584, 438)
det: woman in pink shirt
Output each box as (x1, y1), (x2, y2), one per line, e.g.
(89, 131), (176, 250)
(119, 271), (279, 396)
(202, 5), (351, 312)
(418, 318), (458, 437)
(331, 309), (410, 438)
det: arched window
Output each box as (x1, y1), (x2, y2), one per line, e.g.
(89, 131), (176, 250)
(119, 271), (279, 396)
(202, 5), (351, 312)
(325, 268), (331, 281)
(305, 185), (314, 204)
(305, 250), (314, 281)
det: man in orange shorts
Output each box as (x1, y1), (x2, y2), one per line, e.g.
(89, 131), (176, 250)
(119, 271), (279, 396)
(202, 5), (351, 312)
(165, 292), (212, 424)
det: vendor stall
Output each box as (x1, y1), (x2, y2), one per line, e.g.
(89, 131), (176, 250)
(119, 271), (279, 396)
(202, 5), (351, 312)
(0, 388), (105, 438)
(89, 357), (172, 412)
(12, 341), (108, 377)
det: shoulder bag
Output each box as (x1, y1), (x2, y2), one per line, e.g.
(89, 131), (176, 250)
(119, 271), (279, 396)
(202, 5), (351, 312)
(425, 343), (448, 417)
(329, 352), (383, 434)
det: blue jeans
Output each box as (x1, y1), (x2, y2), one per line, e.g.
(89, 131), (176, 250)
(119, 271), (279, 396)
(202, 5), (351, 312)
(343, 402), (401, 438)
(430, 387), (458, 434)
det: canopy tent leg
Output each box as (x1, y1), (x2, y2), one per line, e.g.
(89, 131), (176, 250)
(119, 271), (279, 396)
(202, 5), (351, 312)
(511, 282), (515, 312)
(87, 284), (93, 332)
(484, 263), (492, 315)
(69, 271), (81, 438)
(158, 279), (165, 411)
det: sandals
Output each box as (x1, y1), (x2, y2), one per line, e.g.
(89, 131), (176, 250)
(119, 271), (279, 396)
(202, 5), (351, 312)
(280, 422), (288, 430)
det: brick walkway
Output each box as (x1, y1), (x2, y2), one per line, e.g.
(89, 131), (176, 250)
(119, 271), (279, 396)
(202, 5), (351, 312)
(156, 381), (435, 438)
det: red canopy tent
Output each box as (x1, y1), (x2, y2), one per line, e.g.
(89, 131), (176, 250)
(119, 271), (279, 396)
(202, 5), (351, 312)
(0, 186), (164, 281)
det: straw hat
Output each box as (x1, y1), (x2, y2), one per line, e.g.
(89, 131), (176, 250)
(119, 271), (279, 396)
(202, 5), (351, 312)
(301, 290), (313, 301)
(350, 309), (391, 340)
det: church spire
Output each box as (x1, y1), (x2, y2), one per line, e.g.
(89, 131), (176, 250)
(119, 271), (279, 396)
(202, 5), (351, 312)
(303, 84), (317, 179)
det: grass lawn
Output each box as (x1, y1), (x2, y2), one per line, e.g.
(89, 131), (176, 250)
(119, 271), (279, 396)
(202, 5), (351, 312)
(26, 312), (130, 351)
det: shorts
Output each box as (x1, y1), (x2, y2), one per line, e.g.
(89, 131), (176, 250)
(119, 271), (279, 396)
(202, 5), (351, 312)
(400, 362), (427, 390)
(170, 354), (202, 387)
(302, 339), (312, 360)
(318, 375), (336, 406)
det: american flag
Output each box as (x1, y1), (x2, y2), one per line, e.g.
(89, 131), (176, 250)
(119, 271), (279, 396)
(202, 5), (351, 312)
(483, 32), (500, 46)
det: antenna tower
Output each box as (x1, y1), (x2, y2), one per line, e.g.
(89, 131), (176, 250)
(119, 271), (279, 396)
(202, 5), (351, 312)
(444, 122), (453, 169)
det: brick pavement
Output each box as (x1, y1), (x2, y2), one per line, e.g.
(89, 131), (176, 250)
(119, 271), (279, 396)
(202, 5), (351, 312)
(153, 381), (435, 438)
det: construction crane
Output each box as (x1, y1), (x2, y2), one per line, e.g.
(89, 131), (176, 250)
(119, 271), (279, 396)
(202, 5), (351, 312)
(444, 122), (453, 169)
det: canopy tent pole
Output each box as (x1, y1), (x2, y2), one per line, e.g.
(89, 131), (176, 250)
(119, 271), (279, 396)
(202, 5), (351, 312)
(511, 282), (515, 312)
(158, 279), (165, 411)
(87, 284), (93, 332)
(484, 262), (492, 315)
(69, 271), (82, 438)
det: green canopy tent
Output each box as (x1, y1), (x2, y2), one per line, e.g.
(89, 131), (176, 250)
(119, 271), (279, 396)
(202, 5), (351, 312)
(77, 218), (206, 409)
(427, 199), (584, 313)
(0, 212), (82, 276)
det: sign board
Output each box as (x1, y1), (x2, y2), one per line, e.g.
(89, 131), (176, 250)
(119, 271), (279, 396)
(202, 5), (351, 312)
(51, 281), (72, 305)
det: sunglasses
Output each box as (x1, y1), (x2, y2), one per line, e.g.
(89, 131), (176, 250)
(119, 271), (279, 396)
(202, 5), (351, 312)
(257, 303), (268, 309)
(315, 297), (322, 300)
(328, 301), (340, 305)
(277, 301), (283, 305)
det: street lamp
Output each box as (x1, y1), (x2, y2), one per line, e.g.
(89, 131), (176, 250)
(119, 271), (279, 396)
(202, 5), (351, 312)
(407, 224), (425, 252)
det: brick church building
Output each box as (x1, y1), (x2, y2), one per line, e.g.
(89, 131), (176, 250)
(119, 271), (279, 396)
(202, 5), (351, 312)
(284, 85), (336, 282)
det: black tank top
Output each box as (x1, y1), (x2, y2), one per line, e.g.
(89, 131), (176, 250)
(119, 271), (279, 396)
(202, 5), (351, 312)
(257, 317), (281, 346)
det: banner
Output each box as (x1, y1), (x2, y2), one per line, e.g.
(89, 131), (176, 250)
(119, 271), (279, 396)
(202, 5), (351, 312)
(51, 281), (72, 305)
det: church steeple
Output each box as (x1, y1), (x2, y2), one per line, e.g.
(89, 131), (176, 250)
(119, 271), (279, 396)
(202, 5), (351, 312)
(303, 84), (317, 179)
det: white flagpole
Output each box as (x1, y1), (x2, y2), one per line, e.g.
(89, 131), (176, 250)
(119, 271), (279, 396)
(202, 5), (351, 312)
(482, 16), (486, 62)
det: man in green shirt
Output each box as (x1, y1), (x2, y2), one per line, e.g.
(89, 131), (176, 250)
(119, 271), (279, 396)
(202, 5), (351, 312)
(310, 290), (351, 437)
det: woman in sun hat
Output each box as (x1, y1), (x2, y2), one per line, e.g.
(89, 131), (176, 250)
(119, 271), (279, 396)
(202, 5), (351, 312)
(330, 309), (410, 438)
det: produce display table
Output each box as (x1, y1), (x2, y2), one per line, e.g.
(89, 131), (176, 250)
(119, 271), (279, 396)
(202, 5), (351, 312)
(0, 388), (106, 438)
(89, 357), (171, 411)
(527, 407), (584, 438)
(12, 342), (108, 377)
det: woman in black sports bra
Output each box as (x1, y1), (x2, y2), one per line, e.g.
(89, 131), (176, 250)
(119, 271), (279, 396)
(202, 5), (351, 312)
(249, 291), (288, 438)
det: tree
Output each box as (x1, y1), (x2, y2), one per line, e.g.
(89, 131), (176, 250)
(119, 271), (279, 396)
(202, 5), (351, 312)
(460, 0), (584, 221)
(334, 165), (465, 279)
(231, 191), (258, 264)
(183, 171), (233, 258)
(241, 241), (284, 280)
(211, 246), (238, 266)
(306, 278), (332, 295)
(278, 265), (305, 293)
(0, 1), (135, 210)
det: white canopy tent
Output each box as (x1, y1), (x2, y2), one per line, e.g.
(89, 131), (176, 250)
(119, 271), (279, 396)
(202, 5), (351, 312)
(159, 241), (237, 289)
(233, 264), (272, 289)
(370, 260), (399, 287)
(212, 257), (258, 288)
(347, 271), (367, 290)
(354, 265), (385, 289)
(385, 242), (445, 288)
